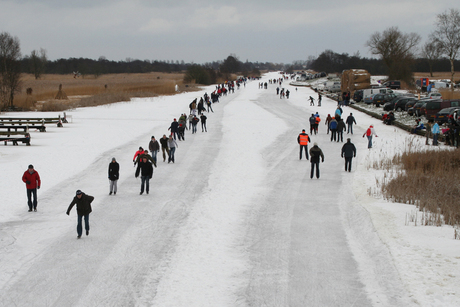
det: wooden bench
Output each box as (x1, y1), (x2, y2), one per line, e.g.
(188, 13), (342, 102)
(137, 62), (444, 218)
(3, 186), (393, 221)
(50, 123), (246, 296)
(0, 113), (67, 132)
(0, 126), (31, 145)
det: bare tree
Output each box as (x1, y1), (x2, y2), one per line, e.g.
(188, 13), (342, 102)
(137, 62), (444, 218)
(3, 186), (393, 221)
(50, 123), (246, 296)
(29, 48), (47, 80)
(421, 41), (443, 77)
(431, 8), (460, 90)
(0, 32), (22, 110)
(366, 27), (421, 83)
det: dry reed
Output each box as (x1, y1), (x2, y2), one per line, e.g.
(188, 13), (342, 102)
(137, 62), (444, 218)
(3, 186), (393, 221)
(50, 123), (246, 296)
(14, 72), (200, 111)
(382, 149), (460, 226)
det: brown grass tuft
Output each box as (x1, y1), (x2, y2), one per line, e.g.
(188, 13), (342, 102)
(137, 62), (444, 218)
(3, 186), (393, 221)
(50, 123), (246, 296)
(382, 149), (460, 226)
(14, 72), (200, 111)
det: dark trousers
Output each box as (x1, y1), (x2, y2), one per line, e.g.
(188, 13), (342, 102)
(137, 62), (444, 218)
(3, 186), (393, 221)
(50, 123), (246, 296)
(347, 124), (353, 134)
(27, 188), (37, 210)
(310, 161), (320, 178)
(299, 145), (309, 159)
(77, 214), (89, 237)
(202, 122), (207, 132)
(141, 176), (150, 193)
(433, 133), (439, 146)
(330, 129), (337, 141)
(337, 131), (343, 142)
(161, 147), (169, 161)
(345, 157), (353, 172)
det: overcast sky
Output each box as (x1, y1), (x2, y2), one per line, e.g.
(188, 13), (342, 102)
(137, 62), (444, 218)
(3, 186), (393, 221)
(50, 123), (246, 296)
(0, 0), (458, 64)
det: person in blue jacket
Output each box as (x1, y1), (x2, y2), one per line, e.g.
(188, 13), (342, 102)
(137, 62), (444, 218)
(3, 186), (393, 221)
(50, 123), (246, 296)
(432, 121), (440, 146)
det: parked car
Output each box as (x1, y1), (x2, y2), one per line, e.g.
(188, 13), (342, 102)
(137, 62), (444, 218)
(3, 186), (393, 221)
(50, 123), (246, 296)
(422, 99), (460, 121)
(394, 97), (417, 112)
(405, 99), (418, 111)
(384, 97), (416, 111)
(407, 101), (425, 116)
(383, 80), (401, 89)
(426, 92), (442, 99)
(353, 89), (363, 102)
(435, 107), (460, 124)
(372, 93), (397, 107)
(364, 93), (378, 105)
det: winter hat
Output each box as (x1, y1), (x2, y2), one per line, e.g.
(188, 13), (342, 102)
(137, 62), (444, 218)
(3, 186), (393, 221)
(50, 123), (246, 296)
(28, 164), (34, 169)
(112, 157), (116, 162)
(314, 142), (318, 146)
(370, 125), (373, 128)
(139, 146), (143, 150)
(151, 136), (155, 139)
(76, 190), (83, 195)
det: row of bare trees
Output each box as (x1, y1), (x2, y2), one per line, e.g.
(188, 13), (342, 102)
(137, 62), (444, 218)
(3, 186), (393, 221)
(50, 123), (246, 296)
(366, 8), (460, 89)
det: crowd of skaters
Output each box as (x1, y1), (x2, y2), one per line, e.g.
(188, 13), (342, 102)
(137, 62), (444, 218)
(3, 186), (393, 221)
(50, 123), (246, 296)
(296, 94), (377, 179)
(20, 79), (245, 239)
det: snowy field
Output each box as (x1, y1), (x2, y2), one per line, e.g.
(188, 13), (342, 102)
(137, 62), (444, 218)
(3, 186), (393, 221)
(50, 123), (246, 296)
(0, 72), (459, 306)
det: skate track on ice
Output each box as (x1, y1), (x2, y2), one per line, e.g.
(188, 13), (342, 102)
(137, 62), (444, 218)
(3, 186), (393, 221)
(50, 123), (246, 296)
(0, 74), (410, 306)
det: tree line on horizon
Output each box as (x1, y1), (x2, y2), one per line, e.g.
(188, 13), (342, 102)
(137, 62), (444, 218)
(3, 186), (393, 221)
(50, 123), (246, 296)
(2, 8), (459, 109)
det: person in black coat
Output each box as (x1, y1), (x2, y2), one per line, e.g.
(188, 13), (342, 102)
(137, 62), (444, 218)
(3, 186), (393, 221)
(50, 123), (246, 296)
(309, 143), (324, 179)
(346, 113), (357, 134)
(168, 118), (179, 140)
(200, 114), (207, 132)
(108, 157), (119, 195)
(341, 138), (357, 172)
(159, 134), (170, 162)
(66, 190), (95, 239)
(135, 157), (153, 195)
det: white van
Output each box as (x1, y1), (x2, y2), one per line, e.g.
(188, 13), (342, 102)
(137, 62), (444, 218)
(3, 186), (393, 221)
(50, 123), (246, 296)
(362, 88), (393, 100)
(324, 81), (341, 93)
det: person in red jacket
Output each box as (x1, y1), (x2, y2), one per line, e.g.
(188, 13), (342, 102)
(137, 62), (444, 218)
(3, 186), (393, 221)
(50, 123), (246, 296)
(22, 164), (41, 212)
(133, 147), (145, 165)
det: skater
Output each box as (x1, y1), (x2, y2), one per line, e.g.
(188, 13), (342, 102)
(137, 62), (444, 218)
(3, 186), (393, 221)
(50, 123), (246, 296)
(135, 150), (157, 167)
(314, 114), (321, 134)
(178, 124), (185, 141)
(206, 98), (214, 113)
(108, 157), (119, 195)
(160, 134), (169, 162)
(286, 89), (290, 99)
(191, 115), (199, 134)
(200, 113), (207, 132)
(309, 96), (315, 106)
(149, 136), (160, 165)
(346, 113), (357, 134)
(135, 156), (153, 195)
(325, 114), (332, 134)
(309, 143), (324, 179)
(188, 114), (194, 130)
(66, 190), (94, 239)
(363, 125), (378, 148)
(309, 114), (317, 135)
(329, 117), (338, 141)
(297, 129), (311, 160)
(168, 118), (179, 140)
(133, 147), (145, 165)
(337, 118), (346, 142)
(167, 135), (178, 163)
(318, 92), (322, 106)
(341, 138), (356, 172)
(22, 164), (41, 212)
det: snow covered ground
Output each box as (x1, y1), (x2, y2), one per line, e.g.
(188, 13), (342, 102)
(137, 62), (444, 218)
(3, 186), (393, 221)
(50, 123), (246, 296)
(0, 72), (459, 306)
